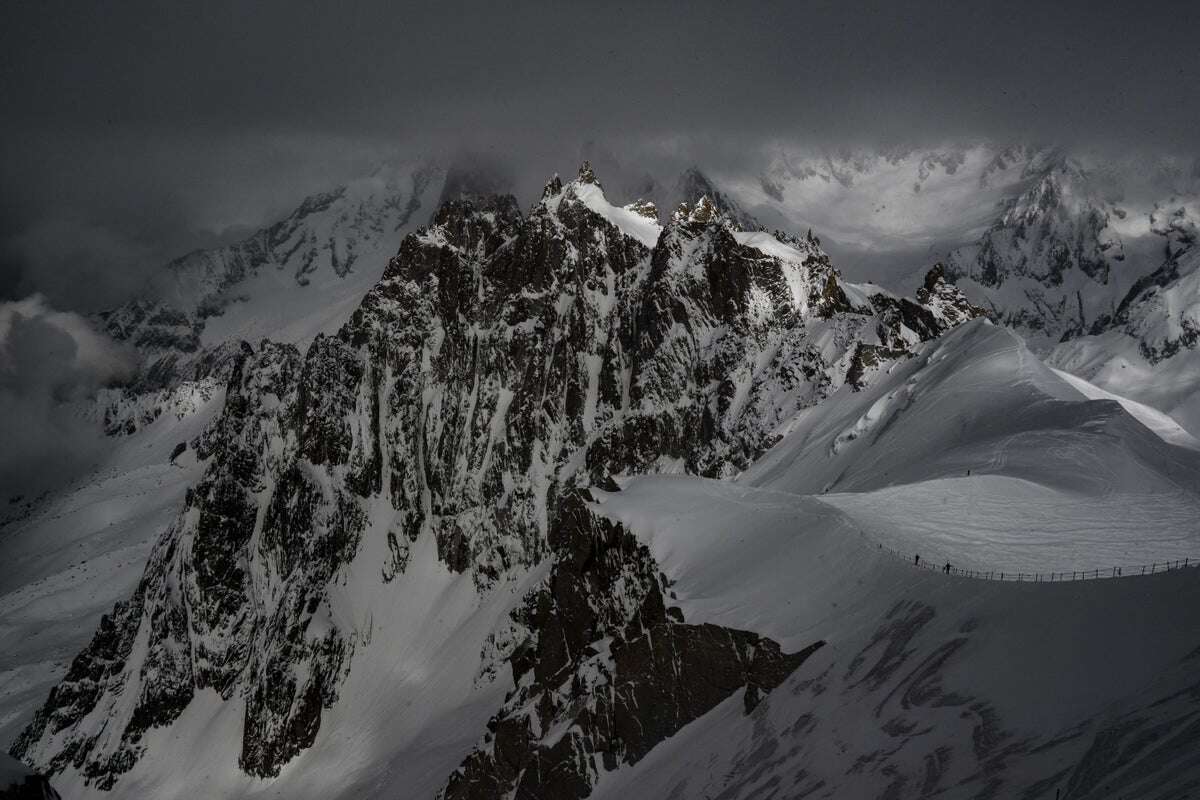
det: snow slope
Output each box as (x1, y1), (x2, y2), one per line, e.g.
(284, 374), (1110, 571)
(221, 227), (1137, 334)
(1049, 331), (1200, 437)
(592, 475), (1200, 799)
(1044, 236), (1200, 435)
(1050, 365), (1200, 450)
(741, 319), (1200, 574)
(0, 389), (222, 748)
(576, 318), (1200, 798)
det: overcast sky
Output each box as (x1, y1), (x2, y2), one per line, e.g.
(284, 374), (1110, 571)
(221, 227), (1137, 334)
(2, 0), (1198, 310)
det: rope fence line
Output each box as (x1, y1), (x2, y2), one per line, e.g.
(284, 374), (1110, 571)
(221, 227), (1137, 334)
(872, 540), (1199, 583)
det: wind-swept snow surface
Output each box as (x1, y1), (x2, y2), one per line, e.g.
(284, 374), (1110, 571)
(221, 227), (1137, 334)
(592, 476), (1200, 800)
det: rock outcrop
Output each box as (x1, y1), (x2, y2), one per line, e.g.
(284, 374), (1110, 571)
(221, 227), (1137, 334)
(440, 488), (824, 800)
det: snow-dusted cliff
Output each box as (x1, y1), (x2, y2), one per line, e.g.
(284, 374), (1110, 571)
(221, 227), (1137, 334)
(11, 164), (982, 796)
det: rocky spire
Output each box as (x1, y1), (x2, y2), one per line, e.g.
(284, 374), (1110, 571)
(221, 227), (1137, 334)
(689, 195), (718, 225)
(922, 262), (948, 292)
(541, 173), (563, 199)
(626, 199), (659, 221)
(671, 196), (719, 227)
(577, 160), (601, 187)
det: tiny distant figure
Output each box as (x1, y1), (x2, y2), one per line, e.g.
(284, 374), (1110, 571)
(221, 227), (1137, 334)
(967, 469), (971, 476)
(915, 554), (920, 566)
(944, 562), (951, 574)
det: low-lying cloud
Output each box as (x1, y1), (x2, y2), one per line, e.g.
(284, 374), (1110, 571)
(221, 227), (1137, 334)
(2, 0), (1197, 314)
(0, 295), (134, 502)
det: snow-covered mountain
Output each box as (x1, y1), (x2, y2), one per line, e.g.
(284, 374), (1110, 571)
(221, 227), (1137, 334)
(938, 154), (1200, 432)
(727, 144), (1045, 272)
(90, 159), (446, 437)
(719, 144), (1200, 435)
(4, 150), (1200, 800)
(448, 321), (1200, 799)
(0, 158), (448, 752)
(10, 163), (987, 796)
(0, 156), (757, 757)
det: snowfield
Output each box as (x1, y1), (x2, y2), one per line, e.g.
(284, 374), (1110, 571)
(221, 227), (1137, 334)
(591, 475), (1200, 800)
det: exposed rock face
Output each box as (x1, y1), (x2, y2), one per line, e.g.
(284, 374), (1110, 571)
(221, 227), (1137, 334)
(13, 165), (981, 789)
(439, 488), (825, 800)
(671, 167), (761, 232)
(943, 158), (1126, 341)
(842, 265), (987, 389)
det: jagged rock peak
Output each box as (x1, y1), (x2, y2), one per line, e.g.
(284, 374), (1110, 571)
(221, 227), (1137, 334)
(689, 195), (718, 224)
(670, 195), (719, 227)
(626, 198), (658, 221)
(914, 263), (988, 328)
(673, 167), (760, 231)
(541, 173), (563, 199)
(423, 192), (523, 257)
(923, 262), (948, 292)
(577, 160), (601, 187)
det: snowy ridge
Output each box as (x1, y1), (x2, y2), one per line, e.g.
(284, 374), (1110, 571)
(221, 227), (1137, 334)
(592, 473), (1200, 800)
(745, 320), (1200, 572)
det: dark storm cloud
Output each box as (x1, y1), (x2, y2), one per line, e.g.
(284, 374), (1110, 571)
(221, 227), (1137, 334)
(2, 0), (1198, 309)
